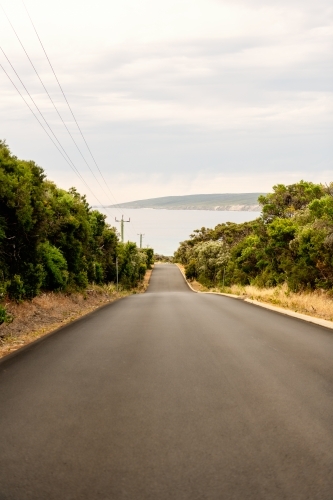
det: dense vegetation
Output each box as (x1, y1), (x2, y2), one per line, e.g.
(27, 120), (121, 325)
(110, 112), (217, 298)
(175, 181), (333, 292)
(0, 141), (153, 308)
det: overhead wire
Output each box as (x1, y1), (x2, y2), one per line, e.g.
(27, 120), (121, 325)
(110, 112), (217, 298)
(20, 1), (140, 240)
(1, 5), (116, 206)
(0, 48), (118, 213)
(1, 47), (87, 185)
(1, 4), (141, 243)
(21, 0), (123, 208)
(1, 63), (91, 194)
(1, 71), (121, 217)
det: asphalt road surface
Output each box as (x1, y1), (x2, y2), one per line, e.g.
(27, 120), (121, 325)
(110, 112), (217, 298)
(0, 264), (332, 499)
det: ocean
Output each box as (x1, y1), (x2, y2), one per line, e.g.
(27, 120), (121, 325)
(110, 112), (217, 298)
(98, 208), (259, 256)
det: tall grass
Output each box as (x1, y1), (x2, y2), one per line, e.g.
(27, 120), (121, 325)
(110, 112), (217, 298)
(225, 283), (333, 321)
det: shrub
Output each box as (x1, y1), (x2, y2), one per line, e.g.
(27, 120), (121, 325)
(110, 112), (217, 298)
(141, 248), (154, 269)
(75, 271), (88, 289)
(39, 241), (68, 290)
(0, 305), (13, 325)
(7, 275), (25, 302)
(185, 259), (197, 280)
(95, 262), (104, 284)
(22, 263), (45, 298)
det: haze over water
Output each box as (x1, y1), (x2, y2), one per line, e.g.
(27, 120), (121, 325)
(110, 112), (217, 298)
(99, 208), (258, 255)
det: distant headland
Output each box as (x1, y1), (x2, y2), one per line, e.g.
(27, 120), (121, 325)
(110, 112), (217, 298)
(105, 193), (264, 212)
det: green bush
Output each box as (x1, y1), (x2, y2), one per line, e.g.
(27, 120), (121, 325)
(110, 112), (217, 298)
(0, 280), (7, 299)
(95, 262), (104, 284)
(39, 241), (68, 290)
(22, 263), (45, 298)
(75, 271), (88, 289)
(7, 275), (25, 302)
(0, 305), (13, 325)
(141, 248), (154, 269)
(185, 259), (197, 280)
(117, 242), (148, 288)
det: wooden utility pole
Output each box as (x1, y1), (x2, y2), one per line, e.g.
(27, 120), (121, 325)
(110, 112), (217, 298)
(115, 215), (130, 242)
(137, 233), (145, 248)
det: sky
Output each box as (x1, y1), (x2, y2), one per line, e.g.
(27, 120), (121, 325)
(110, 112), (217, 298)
(0, 0), (332, 205)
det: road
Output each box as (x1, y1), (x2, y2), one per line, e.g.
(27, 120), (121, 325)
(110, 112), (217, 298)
(0, 263), (332, 499)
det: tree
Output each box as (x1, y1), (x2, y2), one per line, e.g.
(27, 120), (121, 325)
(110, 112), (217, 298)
(0, 141), (150, 299)
(259, 181), (325, 221)
(193, 240), (229, 285)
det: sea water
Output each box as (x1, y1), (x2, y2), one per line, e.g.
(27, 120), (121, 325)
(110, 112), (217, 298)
(98, 208), (259, 256)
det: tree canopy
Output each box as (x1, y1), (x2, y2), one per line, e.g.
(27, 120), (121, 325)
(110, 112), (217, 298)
(0, 141), (153, 302)
(175, 180), (333, 292)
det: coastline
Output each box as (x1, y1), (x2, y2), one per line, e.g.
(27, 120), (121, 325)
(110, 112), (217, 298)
(100, 205), (260, 212)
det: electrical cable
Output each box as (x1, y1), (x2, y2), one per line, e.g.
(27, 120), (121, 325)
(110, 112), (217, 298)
(22, 0), (123, 208)
(1, 5), (116, 204)
(1, 47), (85, 184)
(1, 63), (85, 187)
(0, 61), (116, 215)
(1, 3), (141, 243)
(21, 0), (141, 240)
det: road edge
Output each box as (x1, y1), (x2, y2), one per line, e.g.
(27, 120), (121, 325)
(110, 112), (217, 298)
(0, 269), (154, 365)
(0, 296), (129, 367)
(175, 264), (333, 331)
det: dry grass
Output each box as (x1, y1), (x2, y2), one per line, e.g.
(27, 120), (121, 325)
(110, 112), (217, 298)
(176, 263), (333, 322)
(225, 283), (333, 322)
(0, 268), (153, 359)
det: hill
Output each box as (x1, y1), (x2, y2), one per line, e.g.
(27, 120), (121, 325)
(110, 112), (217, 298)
(108, 193), (263, 211)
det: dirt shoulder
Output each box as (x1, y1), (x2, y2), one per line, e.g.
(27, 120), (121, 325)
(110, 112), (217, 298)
(0, 269), (153, 359)
(175, 264), (210, 292)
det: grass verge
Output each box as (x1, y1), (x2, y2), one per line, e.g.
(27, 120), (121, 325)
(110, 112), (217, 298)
(225, 283), (333, 322)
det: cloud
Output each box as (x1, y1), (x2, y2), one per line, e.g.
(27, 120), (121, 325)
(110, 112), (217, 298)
(0, 0), (332, 204)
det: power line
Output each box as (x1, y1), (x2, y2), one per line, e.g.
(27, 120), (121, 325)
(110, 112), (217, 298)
(20, 1), (140, 237)
(1, 53), (137, 241)
(1, 63), (83, 185)
(21, 0), (120, 206)
(1, 3), (140, 240)
(0, 61), (115, 213)
(1, 3), (118, 208)
(0, 47), (84, 184)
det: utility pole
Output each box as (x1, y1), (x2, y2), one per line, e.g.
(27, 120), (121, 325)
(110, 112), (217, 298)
(115, 215), (130, 243)
(137, 233), (145, 248)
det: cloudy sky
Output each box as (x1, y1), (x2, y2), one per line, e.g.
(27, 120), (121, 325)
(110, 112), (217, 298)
(0, 0), (332, 204)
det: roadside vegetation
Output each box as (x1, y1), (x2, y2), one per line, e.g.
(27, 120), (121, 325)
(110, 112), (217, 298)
(0, 274), (153, 359)
(154, 254), (173, 263)
(0, 141), (154, 348)
(174, 180), (333, 320)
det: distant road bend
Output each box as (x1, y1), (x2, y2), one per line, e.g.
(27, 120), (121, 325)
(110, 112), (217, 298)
(0, 264), (332, 499)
